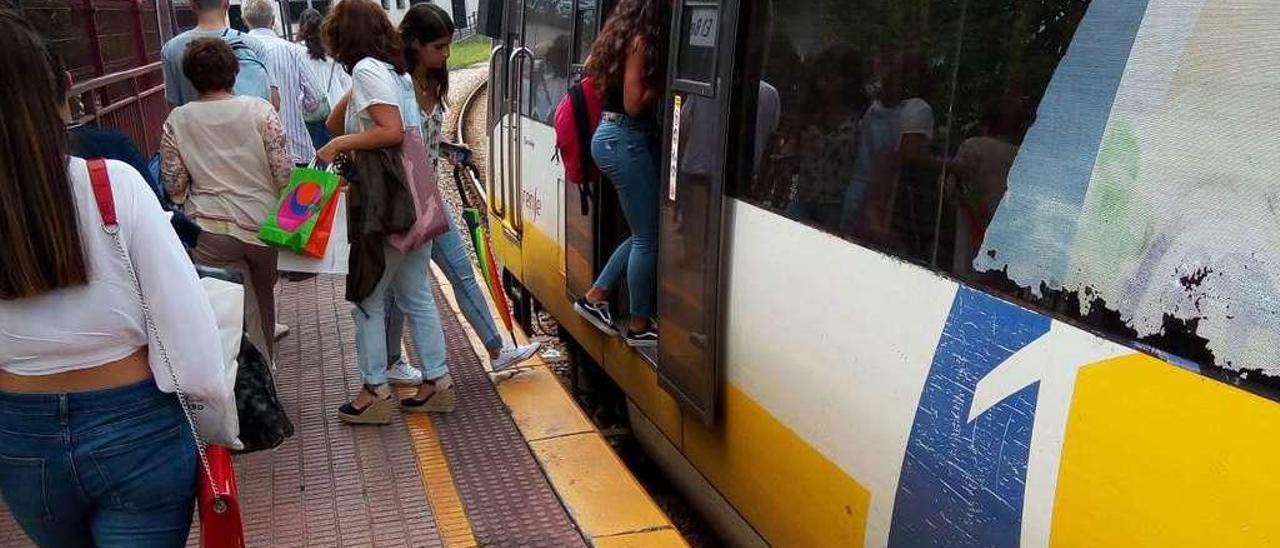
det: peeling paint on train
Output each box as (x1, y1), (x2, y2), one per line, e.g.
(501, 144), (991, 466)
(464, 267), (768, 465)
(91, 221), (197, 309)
(977, 0), (1280, 374)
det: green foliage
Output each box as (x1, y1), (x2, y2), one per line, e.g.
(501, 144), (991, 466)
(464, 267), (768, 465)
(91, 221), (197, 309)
(450, 36), (493, 70)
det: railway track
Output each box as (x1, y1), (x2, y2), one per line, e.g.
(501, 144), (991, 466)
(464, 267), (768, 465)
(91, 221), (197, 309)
(453, 78), (489, 209)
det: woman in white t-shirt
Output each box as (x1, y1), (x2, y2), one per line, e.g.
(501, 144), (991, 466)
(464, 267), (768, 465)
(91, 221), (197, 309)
(317, 0), (452, 425)
(0, 13), (227, 545)
(381, 2), (543, 387)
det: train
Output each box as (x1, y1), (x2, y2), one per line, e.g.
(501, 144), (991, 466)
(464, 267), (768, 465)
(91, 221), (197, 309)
(475, 0), (1280, 546)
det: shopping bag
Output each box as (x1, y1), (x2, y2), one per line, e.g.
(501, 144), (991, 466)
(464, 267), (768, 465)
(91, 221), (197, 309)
(277, 190), (350, 274)
(197, 276), (246, 450)
(302, 183), (343, 258)
(258, 166), (340, 253)
(198, 445), (245, 548)
(386, 83), (449, 252)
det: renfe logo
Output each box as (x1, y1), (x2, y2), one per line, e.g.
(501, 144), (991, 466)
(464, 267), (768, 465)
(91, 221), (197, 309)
(278, 180), (324, 231)
(522, 188), (542, 223)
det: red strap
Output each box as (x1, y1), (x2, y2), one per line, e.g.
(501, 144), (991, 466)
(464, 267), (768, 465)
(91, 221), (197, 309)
(86, 158), (117, 227)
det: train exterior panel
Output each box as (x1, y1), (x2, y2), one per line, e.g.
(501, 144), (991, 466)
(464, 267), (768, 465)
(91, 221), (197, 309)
(482, 0), (1280, 546)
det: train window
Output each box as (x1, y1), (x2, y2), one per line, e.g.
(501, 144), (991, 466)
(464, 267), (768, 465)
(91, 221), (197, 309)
(733, 1), (1280, 381)
(521, 0), (573, 124)
(672, 0), (719, 93)
(572, 0), (598, 64)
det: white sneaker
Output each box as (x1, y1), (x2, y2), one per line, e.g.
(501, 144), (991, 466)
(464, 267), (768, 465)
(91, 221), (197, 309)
(387, 357), (423, 385)
(491, 342), (542, 372)
(274, 323), (290, 340)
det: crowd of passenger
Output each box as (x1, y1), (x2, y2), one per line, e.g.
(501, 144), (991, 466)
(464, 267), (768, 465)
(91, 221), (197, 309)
(0, 0), (546, 544)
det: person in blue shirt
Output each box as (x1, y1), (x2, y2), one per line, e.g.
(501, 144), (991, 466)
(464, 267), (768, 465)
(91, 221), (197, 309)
(51, 46), (201, 248)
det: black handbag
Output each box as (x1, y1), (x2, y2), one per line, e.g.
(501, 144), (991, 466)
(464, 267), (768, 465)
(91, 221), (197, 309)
(232, 335), (294, 453)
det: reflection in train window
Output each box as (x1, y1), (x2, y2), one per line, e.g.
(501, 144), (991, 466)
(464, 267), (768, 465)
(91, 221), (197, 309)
(674, 1), (719, 87)
(732, 1), (1280, 377)
(522, 0), (573, 124)
(573, 0), (599, 64)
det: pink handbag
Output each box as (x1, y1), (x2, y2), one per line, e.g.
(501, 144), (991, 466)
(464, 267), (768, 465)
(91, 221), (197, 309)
(387, 81), (449, 253)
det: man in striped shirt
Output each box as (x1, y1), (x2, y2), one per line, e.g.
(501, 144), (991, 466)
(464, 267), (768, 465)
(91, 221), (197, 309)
(244, 0), (324, 166)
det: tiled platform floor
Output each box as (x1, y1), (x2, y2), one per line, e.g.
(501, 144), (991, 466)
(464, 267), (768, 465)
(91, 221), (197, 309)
(0, 274), (584, 547)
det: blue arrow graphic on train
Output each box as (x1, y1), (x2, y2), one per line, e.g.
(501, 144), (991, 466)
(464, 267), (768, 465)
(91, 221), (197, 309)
(888, 287), (1050, 548)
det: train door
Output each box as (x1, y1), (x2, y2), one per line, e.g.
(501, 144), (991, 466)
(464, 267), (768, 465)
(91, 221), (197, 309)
(490, 0), (580, 240)
(657, 0), (742, 423)
(484, 0), (521, 237)
(564, 0), (619, 302)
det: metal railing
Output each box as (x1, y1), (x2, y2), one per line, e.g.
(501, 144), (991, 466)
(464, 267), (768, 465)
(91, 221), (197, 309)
(455, 11), (478, 41)
(70, 62), (169, 157)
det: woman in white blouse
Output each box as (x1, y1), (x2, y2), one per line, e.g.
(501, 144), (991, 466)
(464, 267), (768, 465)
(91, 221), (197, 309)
(0, 12), (228, 546)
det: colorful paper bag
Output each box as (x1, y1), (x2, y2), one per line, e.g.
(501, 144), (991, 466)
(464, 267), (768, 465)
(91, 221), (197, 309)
(258, 166), (340, 253)
(302, 183), (344, 258)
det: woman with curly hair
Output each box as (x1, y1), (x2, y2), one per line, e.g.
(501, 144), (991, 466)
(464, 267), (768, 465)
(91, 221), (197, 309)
(572, 0), (670, 348)
(318, 0), (451, 424)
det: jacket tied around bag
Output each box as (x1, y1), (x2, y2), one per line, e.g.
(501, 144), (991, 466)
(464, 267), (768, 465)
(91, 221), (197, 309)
(343, 148), (417, 302)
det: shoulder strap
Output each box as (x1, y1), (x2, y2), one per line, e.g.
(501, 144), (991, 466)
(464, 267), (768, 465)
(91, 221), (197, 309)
(87, 158), (118, 227)
(88, 159), (222, 496)
(569, 83), (592, 177)
(568, 84), (593, 215)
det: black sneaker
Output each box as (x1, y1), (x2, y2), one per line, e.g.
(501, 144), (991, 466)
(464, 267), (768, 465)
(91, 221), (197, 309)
(623, 326), (658, 348)
(573, 297), (618, 336)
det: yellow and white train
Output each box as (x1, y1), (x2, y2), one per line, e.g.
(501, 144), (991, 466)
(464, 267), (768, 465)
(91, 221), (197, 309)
(476, 0), (1280, 546)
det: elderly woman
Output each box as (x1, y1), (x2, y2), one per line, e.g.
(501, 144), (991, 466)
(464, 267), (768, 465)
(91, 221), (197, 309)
(160, 37), (292, 359)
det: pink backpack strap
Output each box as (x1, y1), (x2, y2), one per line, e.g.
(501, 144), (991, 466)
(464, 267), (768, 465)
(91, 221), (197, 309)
(86, 158), (117, 227)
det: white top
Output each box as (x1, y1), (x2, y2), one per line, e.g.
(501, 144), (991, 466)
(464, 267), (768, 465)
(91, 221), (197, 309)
(345, 57), (409, 134)
(0, 158), (230, 402)
(249, 28), (323, 164)
(305, 55), (352, 113)
(162, 95), (291, 245)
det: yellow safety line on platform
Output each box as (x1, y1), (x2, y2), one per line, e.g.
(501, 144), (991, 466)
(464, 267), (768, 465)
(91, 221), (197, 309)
(400, 379), (478, 548)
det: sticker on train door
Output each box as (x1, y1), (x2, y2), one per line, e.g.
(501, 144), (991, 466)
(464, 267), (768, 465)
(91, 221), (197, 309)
(668, 94), (682, 202)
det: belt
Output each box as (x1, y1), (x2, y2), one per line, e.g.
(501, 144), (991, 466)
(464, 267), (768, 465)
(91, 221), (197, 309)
(601, 111), (626, 122)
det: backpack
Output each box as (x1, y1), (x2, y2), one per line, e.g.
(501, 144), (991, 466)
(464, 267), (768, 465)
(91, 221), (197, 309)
(221, 29), (272, 102)
(554, 76), (603, 186)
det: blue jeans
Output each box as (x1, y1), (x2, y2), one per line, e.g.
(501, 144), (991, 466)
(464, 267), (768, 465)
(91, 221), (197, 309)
(354, 242), (449, 383)
(592, 116), (660, 319)
(0, 379), (197, 548)
(387, 204), (503, 363)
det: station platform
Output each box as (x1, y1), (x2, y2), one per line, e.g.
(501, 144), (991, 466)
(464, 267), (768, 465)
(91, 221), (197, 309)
(0, 269), (686, 548)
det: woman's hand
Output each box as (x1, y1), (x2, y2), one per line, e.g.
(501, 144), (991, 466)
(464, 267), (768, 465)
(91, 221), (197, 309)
(316, 136), (346, 165)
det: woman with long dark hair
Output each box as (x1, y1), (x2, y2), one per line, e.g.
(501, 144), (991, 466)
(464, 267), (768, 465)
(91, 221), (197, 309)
(318, 0), (452, 424)
(572, 0), (669, 347)
(386, 2), (542, 393)
(298, 7), (350, 149)
(0, 12), (227, 546)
